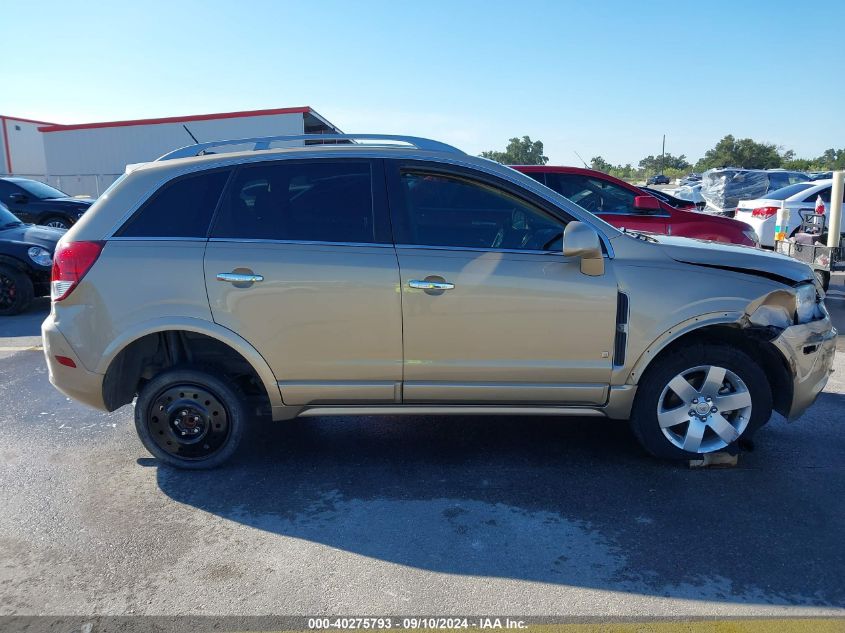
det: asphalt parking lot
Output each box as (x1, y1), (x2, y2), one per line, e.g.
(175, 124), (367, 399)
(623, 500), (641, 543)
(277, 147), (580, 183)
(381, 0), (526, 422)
(1, 281), (844, 618)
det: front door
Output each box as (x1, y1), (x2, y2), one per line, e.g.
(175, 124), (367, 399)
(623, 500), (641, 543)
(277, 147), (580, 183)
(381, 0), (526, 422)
(204, 158), (403, 405)
(387, 162), (618, 405)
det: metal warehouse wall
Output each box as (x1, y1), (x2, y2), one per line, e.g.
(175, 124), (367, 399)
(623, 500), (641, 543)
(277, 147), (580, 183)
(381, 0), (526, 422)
(41, 112), (307, 181)
(1, 118), (48, 175)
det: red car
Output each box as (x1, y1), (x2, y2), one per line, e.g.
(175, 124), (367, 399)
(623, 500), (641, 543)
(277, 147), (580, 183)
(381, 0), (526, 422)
(514, 165), (758, 247)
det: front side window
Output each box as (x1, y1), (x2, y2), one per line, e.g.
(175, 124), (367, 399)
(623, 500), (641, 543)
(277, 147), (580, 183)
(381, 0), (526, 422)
(547, 174), (638, 214)
(212, 161), (379, 243)
(397, 171), (564, 251)
(14, 179), (68, 200)
(117, 170), (229, 238)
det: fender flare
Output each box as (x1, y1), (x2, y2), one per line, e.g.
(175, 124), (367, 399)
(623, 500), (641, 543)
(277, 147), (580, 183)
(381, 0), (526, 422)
(624, 311), (744, 385)
(0, 254), (29, 273)
(96, 316), (284, 409)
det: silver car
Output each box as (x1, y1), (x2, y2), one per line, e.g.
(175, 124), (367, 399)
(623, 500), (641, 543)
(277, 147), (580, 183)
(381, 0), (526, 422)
(42, 134), (836, 468)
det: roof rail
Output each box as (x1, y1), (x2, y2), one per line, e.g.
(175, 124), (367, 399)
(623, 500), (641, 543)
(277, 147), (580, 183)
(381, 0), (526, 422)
(156, 134), (464, 161)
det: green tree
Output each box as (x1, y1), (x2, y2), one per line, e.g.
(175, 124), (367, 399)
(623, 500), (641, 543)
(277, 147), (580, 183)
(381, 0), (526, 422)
(694, 135), (783, 170)
(480, 136), (548, 165)
(815, 148), (845, 170)
(638, 153), (690, 173)
(589, 156), (613, 173)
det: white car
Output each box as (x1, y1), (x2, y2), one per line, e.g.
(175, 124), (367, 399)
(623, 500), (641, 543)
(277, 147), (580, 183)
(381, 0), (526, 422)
(735, 180), (842, 248)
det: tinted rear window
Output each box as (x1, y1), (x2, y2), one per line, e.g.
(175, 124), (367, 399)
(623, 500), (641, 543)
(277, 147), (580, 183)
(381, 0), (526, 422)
(212, 161), (380, 243)
(117, 170), (229, 238)
(765, 183), (814, 200)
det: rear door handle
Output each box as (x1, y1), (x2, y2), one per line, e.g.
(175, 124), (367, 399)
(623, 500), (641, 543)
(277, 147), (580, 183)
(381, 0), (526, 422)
(217, 272), (264, 283)
(409, 279), (455, 290)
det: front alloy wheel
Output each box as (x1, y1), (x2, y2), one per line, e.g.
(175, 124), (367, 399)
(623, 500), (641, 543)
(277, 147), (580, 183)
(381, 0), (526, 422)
(629, 343), (772, 460)
(657, 365), (752, 453)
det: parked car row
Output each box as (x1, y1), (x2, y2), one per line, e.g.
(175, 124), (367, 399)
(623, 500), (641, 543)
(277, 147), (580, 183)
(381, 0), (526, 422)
(0, 201), (64, 315)
(516, 166), (758, 246)
(0, 177), (93, 230)
(736, 180), (843, 248)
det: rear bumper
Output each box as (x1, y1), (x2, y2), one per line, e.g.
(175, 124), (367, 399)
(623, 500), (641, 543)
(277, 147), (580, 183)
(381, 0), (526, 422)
(772, 316), (837, 420)
(42, 315), (108, 411)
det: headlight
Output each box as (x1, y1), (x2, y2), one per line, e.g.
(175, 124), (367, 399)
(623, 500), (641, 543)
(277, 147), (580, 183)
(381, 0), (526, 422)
(27, 246), (53, 267)
(795, 282), (823, 324)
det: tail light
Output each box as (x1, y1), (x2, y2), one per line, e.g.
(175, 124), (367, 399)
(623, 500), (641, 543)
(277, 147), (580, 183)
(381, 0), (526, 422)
(51, 241), (104, 301)
(751, 206), (779, 218)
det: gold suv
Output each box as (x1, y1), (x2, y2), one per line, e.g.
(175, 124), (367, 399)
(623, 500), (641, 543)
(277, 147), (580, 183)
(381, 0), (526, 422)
(41, 134), (837, 469)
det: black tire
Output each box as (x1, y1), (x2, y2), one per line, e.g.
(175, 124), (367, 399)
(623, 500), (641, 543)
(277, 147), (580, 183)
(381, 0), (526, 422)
(41, 216), (71, 230)
(134, 368), (247, 469)
(816, 270), (830, 292)
(629, 343), (773, 460)
(0, 265), (34, 316)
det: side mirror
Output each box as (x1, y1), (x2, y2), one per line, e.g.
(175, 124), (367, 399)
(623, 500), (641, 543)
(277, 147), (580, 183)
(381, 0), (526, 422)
(563, 221), (604, 276)
(9, 192), (28, 204)
(633, 195), (661, 211)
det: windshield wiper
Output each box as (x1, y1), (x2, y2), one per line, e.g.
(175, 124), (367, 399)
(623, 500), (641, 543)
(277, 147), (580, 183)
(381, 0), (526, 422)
(621, 227), (657, 242)
(1, 221), (22, 229)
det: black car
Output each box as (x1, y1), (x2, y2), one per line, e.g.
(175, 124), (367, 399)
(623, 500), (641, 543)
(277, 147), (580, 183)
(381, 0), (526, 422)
(647, 174), (670, 185)
(0, 202), (64, 315)
(0, 177), (93, 230)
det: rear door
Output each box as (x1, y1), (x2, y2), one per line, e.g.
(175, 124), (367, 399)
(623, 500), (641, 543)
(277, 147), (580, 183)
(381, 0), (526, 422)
(204, 158), (404, 405)
(545, 172), (668, 236)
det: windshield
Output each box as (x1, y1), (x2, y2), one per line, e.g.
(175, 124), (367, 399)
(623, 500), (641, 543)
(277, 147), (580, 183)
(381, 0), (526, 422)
(0, 202), (22, 227)
(765, 183), (815, 200)
(14, 179), (69, 200)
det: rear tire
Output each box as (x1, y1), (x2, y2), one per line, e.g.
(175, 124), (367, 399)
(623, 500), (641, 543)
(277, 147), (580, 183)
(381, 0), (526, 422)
(629, 343), (772, 460)
(134, 368), (247, 469)
(816, 270), (830, 292)
(0, 265), (34, 316)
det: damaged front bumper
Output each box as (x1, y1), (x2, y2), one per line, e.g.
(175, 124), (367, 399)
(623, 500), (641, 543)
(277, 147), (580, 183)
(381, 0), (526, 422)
(772, 317), (837, 421)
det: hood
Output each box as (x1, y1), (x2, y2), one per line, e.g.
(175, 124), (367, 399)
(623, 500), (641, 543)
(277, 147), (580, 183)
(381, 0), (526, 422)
(0, 223), (66, 251)
(652, 234), (813, 285)
(43, 196), (94, 206)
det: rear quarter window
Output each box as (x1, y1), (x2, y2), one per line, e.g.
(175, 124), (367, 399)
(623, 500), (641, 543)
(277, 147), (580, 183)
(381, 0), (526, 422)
(115, 169), (229, 238)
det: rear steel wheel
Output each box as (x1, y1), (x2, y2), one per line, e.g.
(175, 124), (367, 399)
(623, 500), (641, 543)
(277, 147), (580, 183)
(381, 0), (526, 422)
(135, 369), (246, 469)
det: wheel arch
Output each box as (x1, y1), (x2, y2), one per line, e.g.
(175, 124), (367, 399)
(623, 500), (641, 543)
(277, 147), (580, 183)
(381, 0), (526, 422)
(628, 316), (793, 418)
(0, 254), (30, 274)
(98, 318), (283, 412)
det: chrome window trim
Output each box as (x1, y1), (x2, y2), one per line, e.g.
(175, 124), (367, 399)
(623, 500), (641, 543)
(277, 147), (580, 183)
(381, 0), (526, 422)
(208, 238), (393, 248)
(107, 236), (208, 242)
(394, 243), (613, 258)
(395, 243), (562, 256)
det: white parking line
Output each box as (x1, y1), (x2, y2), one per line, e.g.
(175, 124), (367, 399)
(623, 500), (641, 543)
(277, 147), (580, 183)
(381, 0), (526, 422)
(0, 346), (43, 352)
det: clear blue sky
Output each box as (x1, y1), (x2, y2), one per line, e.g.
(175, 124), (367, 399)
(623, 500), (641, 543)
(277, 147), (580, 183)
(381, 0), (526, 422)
(3, 0), (843, 165)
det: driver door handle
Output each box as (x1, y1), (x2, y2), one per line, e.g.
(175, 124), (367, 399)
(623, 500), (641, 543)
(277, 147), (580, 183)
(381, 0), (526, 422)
(217, 272), (264, 283)
(409, 279), (455, 290)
